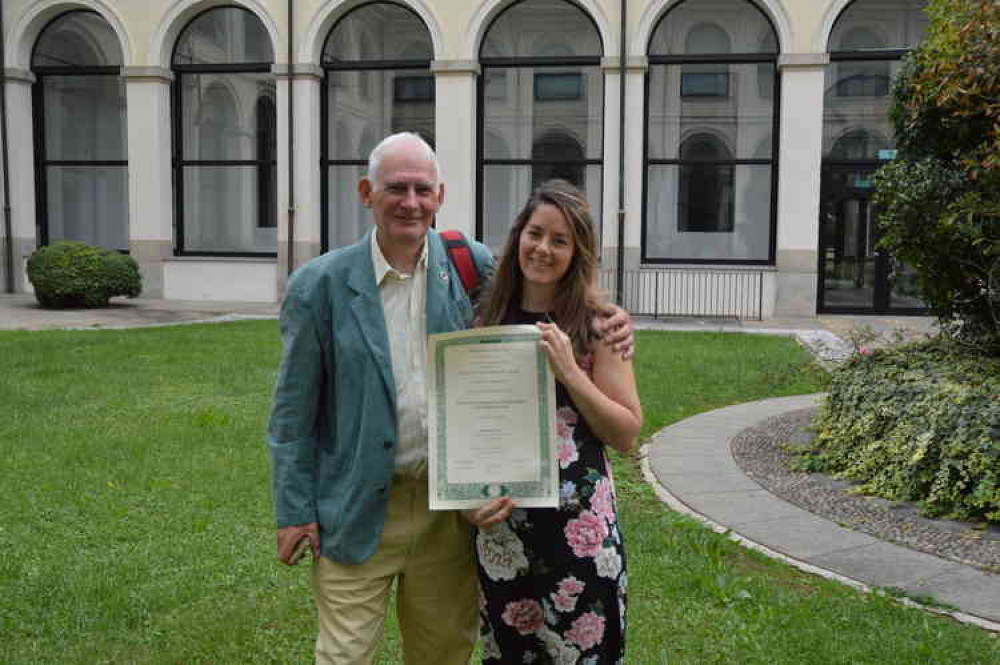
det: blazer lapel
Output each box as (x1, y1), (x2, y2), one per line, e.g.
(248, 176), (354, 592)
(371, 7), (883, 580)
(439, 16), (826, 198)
(346, 232), (395, 398)
(426, 231), (463, 335)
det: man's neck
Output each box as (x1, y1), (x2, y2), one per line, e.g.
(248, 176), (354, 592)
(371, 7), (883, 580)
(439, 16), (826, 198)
(376, 231), (425, 274)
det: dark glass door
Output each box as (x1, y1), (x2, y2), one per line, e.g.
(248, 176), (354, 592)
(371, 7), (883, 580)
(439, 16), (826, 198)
(818, 164), (926, 313)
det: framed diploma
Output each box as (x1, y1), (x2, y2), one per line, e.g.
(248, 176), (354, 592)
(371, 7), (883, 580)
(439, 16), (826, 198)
(427, 325), (558, 510)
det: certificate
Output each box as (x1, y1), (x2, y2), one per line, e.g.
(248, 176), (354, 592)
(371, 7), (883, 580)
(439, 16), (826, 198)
(427, 325), (558, 510)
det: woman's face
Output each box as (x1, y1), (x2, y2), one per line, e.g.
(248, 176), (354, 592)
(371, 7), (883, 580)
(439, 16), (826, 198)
(518, 203), (576, 288)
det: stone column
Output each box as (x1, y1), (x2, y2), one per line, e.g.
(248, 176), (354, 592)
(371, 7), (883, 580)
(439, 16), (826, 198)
(3, 68), (37, 293)
(274, 64), (323, 296)
(124, 67), (175, 299)
(431, 60), (479, 237)
(600, 56), (647, 273)
(774, 54), (829, 317)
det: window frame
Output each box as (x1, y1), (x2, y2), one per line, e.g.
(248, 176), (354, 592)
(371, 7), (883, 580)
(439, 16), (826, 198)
(171, 5), (276, 258)
(319, 1), (434, 253)
(642, 49), (780, 265)
(31, 9), (128, 251)
(476, 0), (606, 246)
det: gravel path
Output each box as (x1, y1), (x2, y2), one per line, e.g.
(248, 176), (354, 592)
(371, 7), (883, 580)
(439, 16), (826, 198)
(731, 407), (1000, 573)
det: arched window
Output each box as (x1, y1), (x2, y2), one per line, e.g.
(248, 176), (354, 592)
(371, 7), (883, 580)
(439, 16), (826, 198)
(172, 7), (275, 255)
(32, 11), (128, 251)
(478, 0), (604, 253)
(823, 0), (929, 160)
(645, 0), (778, 263)
(321, 2), (434, 251)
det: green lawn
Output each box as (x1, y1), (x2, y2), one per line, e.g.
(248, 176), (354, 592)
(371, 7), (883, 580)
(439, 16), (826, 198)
(1, 323), (996, 664)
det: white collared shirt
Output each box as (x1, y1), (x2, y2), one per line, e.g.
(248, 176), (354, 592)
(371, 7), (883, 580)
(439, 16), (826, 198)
(370, 231), (428, 475)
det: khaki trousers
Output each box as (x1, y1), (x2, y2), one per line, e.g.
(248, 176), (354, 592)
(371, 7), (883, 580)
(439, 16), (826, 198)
(312, 474), (478, 665)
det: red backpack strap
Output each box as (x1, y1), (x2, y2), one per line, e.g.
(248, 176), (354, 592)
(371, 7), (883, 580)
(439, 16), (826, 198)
(439, 230), (480, 295)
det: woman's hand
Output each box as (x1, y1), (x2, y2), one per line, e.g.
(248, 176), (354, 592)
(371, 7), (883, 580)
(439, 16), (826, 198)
(538, 321), (585, 387)
(462, 497), (517, 529)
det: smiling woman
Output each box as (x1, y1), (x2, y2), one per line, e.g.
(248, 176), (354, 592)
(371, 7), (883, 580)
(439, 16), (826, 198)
(471, 179), (641, 663)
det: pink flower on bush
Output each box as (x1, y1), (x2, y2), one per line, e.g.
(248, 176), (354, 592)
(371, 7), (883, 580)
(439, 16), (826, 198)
(564, 511), (608, 558)
(501, 599), (544, 635)
(858, 345), (873, 357)
(566, 611), (605, 651)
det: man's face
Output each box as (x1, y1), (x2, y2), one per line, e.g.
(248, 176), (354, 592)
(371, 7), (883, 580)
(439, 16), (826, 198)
(359, 143), (444, 250)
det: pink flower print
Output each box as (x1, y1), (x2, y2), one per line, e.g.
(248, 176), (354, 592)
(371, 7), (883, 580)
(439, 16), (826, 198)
(550, 591), (577, 612)
(557, 406), (578, 426)
(591, 478), (614, 521)
(557, 441), (579, 469)
(501, 599), (544, 635)
(558, 576), (585, 596)
(564, 511), (608, 558)
(566, 611), (605, 651)
(557, 419), (572, 440)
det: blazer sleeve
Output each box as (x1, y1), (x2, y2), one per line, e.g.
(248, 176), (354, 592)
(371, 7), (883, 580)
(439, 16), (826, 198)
(267, 282), (324, 527)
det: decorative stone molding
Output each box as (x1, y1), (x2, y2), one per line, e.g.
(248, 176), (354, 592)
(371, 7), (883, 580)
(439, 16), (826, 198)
(271, 63), (324, 81)
(123, 67), (174, 83)
(601, 56), (649, 73)
(431, 60), (480, 76)
(2, 69), (36, 84)
(778, 53), (830, 69)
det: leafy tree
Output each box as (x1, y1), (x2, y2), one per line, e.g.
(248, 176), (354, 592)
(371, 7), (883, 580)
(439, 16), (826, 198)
(875, 0), (1000, 354)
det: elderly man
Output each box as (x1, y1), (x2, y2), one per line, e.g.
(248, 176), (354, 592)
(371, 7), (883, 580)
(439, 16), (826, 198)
(267, 132), (631, 665)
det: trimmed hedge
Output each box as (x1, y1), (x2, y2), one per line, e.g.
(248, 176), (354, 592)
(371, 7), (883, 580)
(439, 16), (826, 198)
(27, 241), (142, 308)
(798, 340), (1000, 523)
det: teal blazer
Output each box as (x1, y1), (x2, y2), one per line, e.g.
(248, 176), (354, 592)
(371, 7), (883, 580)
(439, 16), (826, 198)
(267, 229), (494, 564)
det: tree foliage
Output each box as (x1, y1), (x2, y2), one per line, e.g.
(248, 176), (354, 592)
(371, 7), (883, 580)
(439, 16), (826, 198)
(874, 0), (1000, 353)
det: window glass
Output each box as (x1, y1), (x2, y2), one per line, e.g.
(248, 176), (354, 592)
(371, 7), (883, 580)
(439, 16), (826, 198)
(649, 0), (776, 56)
(322, 3), (435, 251)
(829, 0), (928, 52)
(33, 11), (123, 67)
(482, 0), (601, 58)
(323, 3), (432, 62)
(33, 11), (128, 252)
(45, 166), (128, 251)
(173, 7), (276, 254)
(173, 7), (274, 65)
(644, 0), (777, 263)
(43, 75), (127, 161)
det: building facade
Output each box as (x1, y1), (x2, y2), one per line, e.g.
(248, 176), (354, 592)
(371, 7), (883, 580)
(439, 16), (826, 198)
(0, 0), (929, 317)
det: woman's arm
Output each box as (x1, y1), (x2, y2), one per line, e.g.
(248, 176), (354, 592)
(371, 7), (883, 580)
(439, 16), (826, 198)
(537, 322), (643, 453)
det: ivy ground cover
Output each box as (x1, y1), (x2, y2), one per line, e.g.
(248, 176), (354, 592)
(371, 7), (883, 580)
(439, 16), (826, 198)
(1, 323), (998, 663)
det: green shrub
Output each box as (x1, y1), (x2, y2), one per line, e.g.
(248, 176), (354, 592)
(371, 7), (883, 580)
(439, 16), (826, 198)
(797, 341), (1000, 522)
(874, 0), (1000, 354)
(27, 241), (142, 308)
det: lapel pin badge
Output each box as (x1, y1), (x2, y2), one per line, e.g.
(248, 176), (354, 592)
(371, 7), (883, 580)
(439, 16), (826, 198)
(439, 270), (449, 283)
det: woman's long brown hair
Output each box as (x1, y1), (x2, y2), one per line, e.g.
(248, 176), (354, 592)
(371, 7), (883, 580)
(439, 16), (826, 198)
(478, 180), (607, 358)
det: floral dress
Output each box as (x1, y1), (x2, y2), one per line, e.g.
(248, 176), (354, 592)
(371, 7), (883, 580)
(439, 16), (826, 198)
(476, 308), (627, 665)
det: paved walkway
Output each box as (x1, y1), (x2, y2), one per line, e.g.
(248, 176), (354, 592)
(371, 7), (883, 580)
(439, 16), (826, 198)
(644, 395), (1000, 631)
(6, 293), (995, 630)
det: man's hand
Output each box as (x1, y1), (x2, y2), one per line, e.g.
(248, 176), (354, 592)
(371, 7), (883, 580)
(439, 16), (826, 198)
(277, 523), (320, 565)
(462, 497), (516, 529)
(595, 304), (634, 360)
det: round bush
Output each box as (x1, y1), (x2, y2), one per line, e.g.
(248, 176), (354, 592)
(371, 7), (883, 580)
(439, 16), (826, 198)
(26, 241), (142, 308)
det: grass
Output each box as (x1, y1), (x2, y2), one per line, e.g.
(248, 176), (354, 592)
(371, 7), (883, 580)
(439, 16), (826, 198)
(1, 323), (997, 664)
